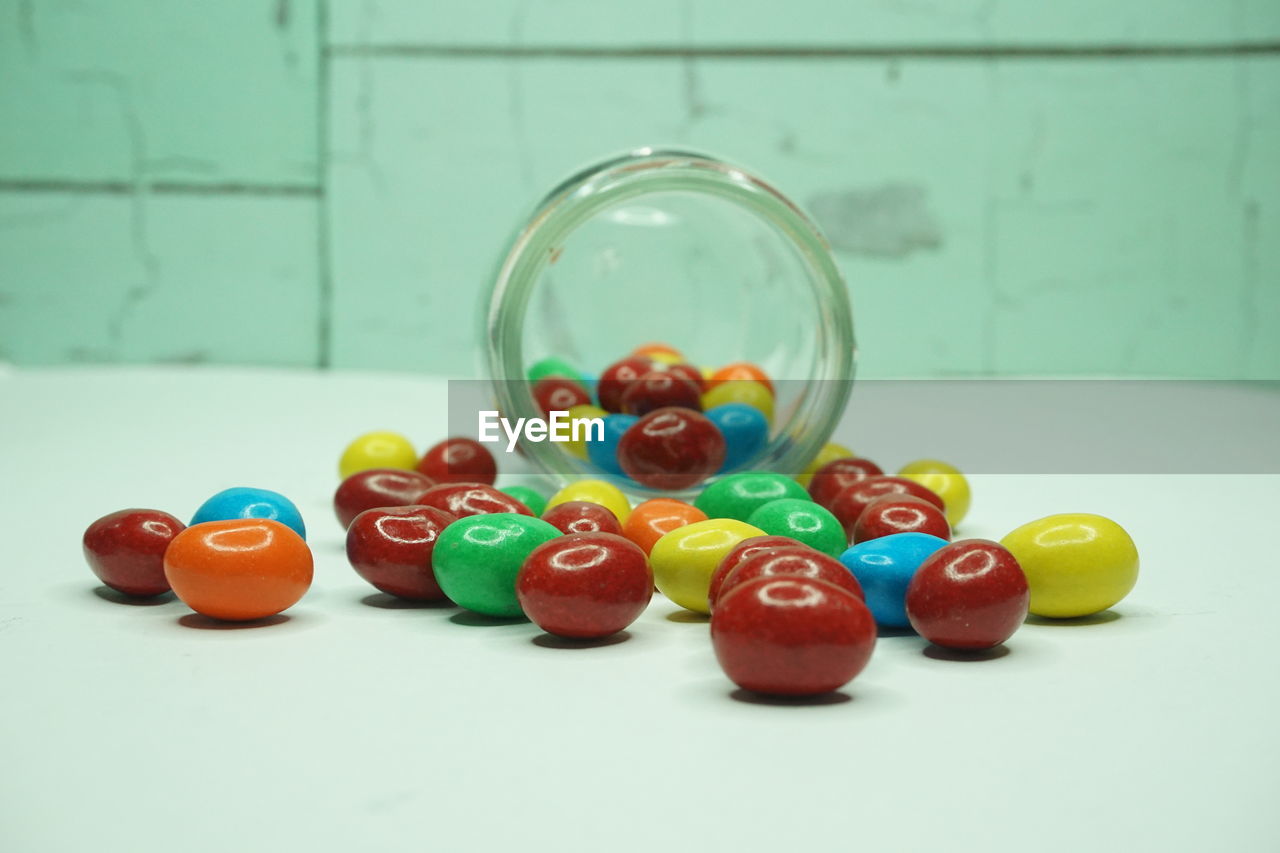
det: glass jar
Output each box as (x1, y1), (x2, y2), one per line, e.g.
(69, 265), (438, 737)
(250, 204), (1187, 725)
(484, 147), (855, 497)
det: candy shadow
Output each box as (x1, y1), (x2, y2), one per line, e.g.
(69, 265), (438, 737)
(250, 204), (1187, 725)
(877, 625), (917, 639)
(92, 586), (176, 607)
(923, 643), (1010, 662)
(532, 630), (631, 650)
(665, 609), (709, 624)
(177, 613), (290, 630)
(449, 611), (528, 627)
(360, 593), (456, 611)
(730, 688), (852, 707)
(1025, 610), (1121, 627)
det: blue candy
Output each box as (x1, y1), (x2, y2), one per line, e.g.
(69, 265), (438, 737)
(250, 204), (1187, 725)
(190, 487), (307, 540)
(705, 403), (769, 473)
(586, 413), (638, 478)
(839, 532), (948, 628)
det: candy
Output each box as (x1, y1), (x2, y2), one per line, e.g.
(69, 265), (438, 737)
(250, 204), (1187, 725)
(711, 577), (877, 697)
(700, 380), (774, 423)
(807, 457), (884, 509)
(339, 431), (418, 479)
(532, 376), (592, 415)
(499, 485), (548, 517)
(527, 357), (582, 383)
(546, 479), (632, 525)
(745, 498), (847, 557)
(620, 370), (702, 417)
(597, 356), (655, 413)
(83, 509), (185, 597)
(905, 540), (1028, 649)
(897, 459), (972, 526)
(432, 513), (562, 618)
(647, 351), (684, 366)
(719, 546), (864, 605)
(191, 487), (307, 541)
(617, 408), (726, 491)
(657, 363), (706, 391)
(827, 476), (944, 540)
(345, 506), (456, 601)
(516, 532), (653, 638)
(586, 413), (637, 477)
(852, 494), (950, 544)
(649, 518), (765, 614)
(541, 500), (624, 536)
(693, 471), (809, 522)
(705, 403), (769, 473)
(707, 362), (775, 395)
(632, 343), (684, 361)
(417, 437), (497, 486)
(621, 498), (708, 555)
(1000, 513), (1139, 619)
(333, 468), (435, 529)
(416, 483), (534, 518)
(795, 442), (855, 488)
(707, 535), (808, 609)
(838, 532), (948, 628)
(164, 519), (313, 621)
(563, 404), (608, 459)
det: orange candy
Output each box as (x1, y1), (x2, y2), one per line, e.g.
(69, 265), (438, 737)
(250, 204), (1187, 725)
(622, 498), (709, 555)
(707, 362), (774, 395)
(164, 519), (313, 621)
(632, 342), (685, 362)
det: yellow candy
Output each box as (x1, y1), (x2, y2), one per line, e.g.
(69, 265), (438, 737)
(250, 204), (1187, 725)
(338, 431), (418, 479)
(545, 478), (632, 524)
(897, 459), (972, 526)
(699, 365), (715, 381)
(647, 351), (684, 366)
(650, 519), (766, 614)
(1000, 513), (1139, 619)
(562, 404), (607, 459)
(795, 442), (855, 488)
(701, 380), (774, 423)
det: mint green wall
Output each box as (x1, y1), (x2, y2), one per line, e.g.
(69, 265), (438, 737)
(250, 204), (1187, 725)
(2, 1), (1277, 378)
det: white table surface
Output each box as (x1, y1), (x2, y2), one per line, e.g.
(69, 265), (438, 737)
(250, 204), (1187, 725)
(2, 366), (1278, 853)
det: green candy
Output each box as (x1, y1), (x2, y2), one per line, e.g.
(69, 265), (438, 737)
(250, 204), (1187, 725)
(526, 357), (581, 383)
(694, 472), (810, 522)
(499, 484), (548, 517)
(433, 513), (561, 618)
(746, 498), (848, 558)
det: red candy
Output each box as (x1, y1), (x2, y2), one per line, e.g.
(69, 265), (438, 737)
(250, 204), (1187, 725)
(656, 362), (706, 391)
(346, 506), (456, 601)
(541, 500), (624, 536)
(597, 356), (656, 413)
(707, 535), (808, 609)
(852, 494), (951, 544)
(721, 547), (865, 604)
(621, 370), (702, 417)
(416, 437), (497, 486)
(807, 457), (885, 509)
(828, 476), (945, 539)
(415, 482), (533, 518)
(617, 407), (726, 491)
(83, 509), (185, 597)
(533, 377), (592, 415)
(516, 532), (654, 638)
(711, 577), (877, 697)
(905, 539), (1029, 650)
(333, 468), (436, 529)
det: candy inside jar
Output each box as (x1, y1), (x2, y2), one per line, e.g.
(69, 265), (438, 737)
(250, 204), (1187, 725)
(486, 148), (855, 497)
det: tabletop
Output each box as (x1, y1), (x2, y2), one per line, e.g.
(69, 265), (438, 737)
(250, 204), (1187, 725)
(2, 366), (1278, 853)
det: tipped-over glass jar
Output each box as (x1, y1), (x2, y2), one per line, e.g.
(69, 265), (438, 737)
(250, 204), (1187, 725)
(485, 148), (855, 498)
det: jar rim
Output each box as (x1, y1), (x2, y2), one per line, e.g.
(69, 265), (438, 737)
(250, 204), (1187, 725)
(485, 147), (856, 497)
